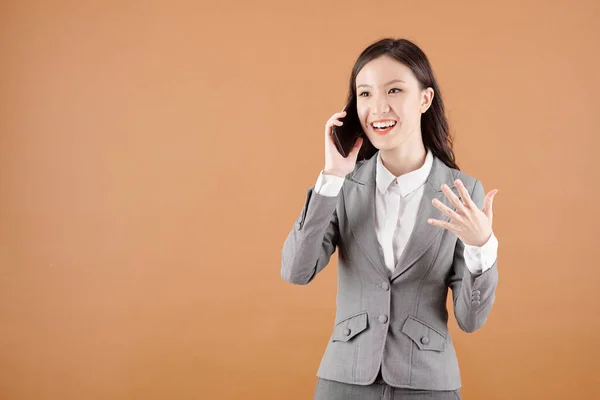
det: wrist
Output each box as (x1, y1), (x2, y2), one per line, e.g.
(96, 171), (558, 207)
(322, 169), (346, 178)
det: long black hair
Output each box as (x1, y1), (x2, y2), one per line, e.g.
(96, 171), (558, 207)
(347, 38), (460, 170)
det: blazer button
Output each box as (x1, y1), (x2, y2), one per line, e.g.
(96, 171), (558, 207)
(378, 314), (388, 324)
(472, 290), (481, 296)
(344, 328), (351, 336)
(420, 336), (430, 345)
(381, 282), (389, 291)
(472, 300), (481, 306)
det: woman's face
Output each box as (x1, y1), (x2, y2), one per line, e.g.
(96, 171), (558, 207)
(355, 55), (433, 150)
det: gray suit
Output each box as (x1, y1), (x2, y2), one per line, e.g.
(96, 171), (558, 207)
(281, 151), (499, 391)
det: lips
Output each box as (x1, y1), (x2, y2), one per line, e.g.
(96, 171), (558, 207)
(370, 119), (399, 135)
(370, 119), (397, 129)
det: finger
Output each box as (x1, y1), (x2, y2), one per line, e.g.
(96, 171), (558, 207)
(325, 120), (343, 138)
(326, 112), (346, 130)
(427, 218), (454, 231)
(483, 190), (498, 218)
(432, 198), (460, 220)
(327, 117), (344, 128)
(454, 179), (476, 209)
(441, 183), (465, 211)
(348, 137), (363, 157)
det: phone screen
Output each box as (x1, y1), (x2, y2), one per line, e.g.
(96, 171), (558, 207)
(331, 99), (364, 158)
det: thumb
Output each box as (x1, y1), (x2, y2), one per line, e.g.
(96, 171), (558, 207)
(349, 137), (363, 158)
(483, 190), (498, 219)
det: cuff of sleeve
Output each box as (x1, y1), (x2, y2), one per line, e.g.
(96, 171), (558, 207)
(463, 231), (499, 274)
(315, 170), (345, 197)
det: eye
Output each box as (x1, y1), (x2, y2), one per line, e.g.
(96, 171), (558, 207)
(358, 88), (402, 97)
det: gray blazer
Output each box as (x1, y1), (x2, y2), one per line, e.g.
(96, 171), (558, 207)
(280, 151), (499, 390)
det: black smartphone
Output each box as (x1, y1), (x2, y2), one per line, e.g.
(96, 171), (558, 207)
(331, 99), (364, 158)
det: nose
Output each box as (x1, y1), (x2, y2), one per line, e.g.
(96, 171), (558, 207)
(372, 101), (390, 115)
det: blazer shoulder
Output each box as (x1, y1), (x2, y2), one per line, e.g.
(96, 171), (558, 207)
(354, 158), (369, 172)
(446, 166), (480, 190)
(344, 158), (369, 180)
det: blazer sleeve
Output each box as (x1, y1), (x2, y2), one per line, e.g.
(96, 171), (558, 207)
(448, 179), (499, 333)
(280, 185), (340, 285)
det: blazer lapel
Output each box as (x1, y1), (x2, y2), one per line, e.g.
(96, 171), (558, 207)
(343, 151), (461, 282)
(343, 155), (390, 281)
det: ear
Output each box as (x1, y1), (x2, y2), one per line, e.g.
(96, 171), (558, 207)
(420, 87), (434, 113)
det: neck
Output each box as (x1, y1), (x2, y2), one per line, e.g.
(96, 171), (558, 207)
(379, 140), (427, 177)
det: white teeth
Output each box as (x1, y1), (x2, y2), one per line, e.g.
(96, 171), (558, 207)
(372, 121), (396, 128)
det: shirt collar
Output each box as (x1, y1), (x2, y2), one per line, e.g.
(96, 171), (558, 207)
(376, 148), (434, 197)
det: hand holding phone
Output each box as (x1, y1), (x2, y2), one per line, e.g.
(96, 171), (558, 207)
(331, 101), (364, 158)
(323, 101), (364, 177)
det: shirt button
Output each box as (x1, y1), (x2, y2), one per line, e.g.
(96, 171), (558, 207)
(378, 314), (388, 324)
(344, 328), (351, 336)
(421, 336), (430, 345)
(381, 282), (389, 291)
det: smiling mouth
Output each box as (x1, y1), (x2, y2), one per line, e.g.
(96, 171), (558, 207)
(370, 121), (398, 134)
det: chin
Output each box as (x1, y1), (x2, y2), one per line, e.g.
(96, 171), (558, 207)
(367, 131), (399, 147)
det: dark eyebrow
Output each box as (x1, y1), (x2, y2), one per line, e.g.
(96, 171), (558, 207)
(357, 79), (406, 89)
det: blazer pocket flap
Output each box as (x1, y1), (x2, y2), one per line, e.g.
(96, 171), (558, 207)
(332, 311), (368, 342)
(401, 316), (446, 351)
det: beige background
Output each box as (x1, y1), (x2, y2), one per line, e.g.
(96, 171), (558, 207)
(1, 0), (599, 399)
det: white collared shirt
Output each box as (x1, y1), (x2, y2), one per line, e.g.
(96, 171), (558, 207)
(314, 149), (498, 274)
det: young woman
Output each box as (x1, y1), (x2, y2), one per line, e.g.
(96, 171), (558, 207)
(281, 38), (500, 400)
